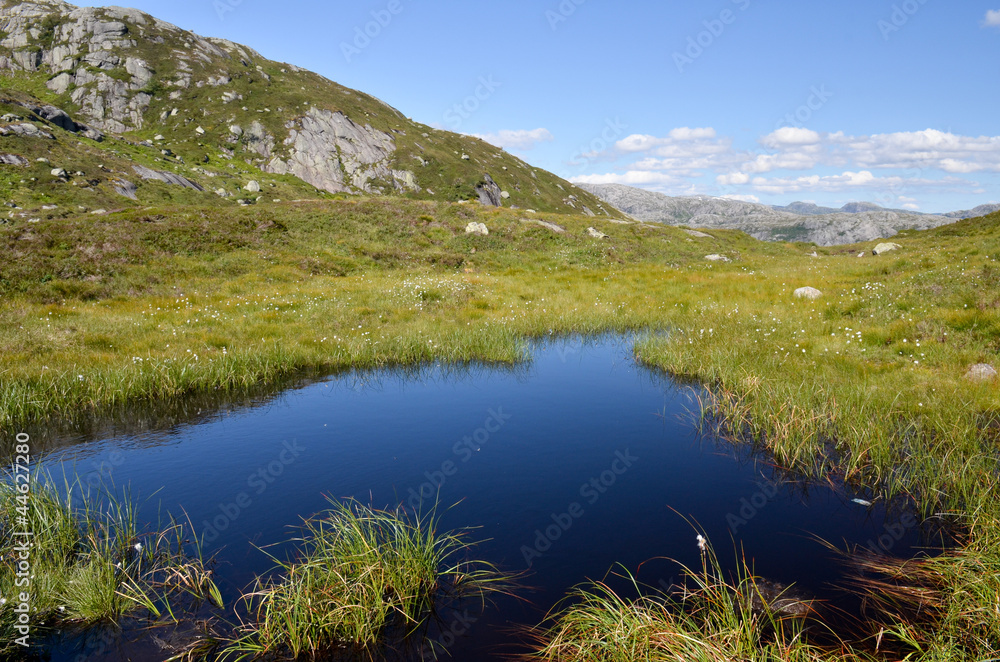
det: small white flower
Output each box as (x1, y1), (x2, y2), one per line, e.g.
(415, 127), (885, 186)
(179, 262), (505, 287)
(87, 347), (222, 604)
(134, 543), (142, 552)
(696, 535), (707, 552)
(0, 598), (7, 605)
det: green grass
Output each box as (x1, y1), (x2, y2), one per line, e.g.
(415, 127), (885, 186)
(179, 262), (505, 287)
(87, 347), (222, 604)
(220, 498), (510, 660)
(2, 198), (1000, 660)
(0, 470), (222, 656)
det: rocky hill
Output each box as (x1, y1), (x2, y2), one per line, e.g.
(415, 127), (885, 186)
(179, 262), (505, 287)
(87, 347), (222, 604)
(0, 0), (618, 218)
(580, 183), (988, 246)
(942, 204), (1000, 220)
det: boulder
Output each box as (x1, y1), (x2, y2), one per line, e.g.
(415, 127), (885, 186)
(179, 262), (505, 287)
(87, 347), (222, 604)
(245, 180), (261, 193)
(0, 123), (54, 139)
(465, 222), (489, 236)
(587, 227), (609, 239)
(705, 254), (730, 262)
(794, 287), (823, 300)
(111, 178), (138, 199)
(50, 168), (68, 178)
(475, 174), (503, 207)
(33, 105), (77, 132)
(521, 218), (565, 233)
(133, 165), (204, 190)
(873, 242), (901, 256)
(0, 154), (28, 166)
(966, 364), (998, 382)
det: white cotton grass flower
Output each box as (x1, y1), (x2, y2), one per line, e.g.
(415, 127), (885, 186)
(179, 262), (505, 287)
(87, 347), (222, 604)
(134, 543), (142, 552)
(696, 535), (707, 552)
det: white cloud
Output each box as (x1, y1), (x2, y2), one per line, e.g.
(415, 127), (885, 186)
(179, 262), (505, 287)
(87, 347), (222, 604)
(761, 127), (822, 148)
(570, 171), (685, 188)
(984, 9), (1000, 26)
(576, 124), (997, 201)
(603, 129), (744, 177)
(845, 129), (1000, 172)
(669, 127), (717, 140)
(745, 170), (975, 195)
(473, 128), (554, 151)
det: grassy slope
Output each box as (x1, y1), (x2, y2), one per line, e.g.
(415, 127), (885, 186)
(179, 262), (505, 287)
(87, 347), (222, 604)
(2, 200), (1000, 659)
(0, 2), (618, 216)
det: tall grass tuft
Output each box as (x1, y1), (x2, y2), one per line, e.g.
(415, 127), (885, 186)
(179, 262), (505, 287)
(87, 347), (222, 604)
(836, 497), (1000, 660)
(529, 536), (853, 662)
(0, 469), (222, 655)
(222, 498), (511, 660)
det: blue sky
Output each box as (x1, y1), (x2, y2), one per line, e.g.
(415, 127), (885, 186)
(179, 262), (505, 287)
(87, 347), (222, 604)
(78, 0), (1000, 212)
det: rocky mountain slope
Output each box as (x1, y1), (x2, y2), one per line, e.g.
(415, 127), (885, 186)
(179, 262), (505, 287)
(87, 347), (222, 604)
(0, 0), (618, 218)
(580, 183), (990, 246)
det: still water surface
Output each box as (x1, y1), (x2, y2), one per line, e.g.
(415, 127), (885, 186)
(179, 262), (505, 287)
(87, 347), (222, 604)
(39, 336), (925, 660)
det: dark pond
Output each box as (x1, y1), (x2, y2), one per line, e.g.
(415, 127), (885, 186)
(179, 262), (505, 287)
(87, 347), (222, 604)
(25, 336), (933, 661)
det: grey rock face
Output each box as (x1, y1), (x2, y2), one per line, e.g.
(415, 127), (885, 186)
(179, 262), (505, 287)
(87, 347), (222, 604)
(264, 108), (415, 194)
(705, 254), (730, 262)
(133, 165), (204, 190)
(476, 174), (503, 207)
(587, 227), (609, 239)
(0, 3), (170, 132)
(243, 121), (274, 158)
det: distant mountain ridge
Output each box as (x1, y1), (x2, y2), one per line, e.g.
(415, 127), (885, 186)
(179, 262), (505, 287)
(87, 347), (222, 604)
(579, 183), (998, 246)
